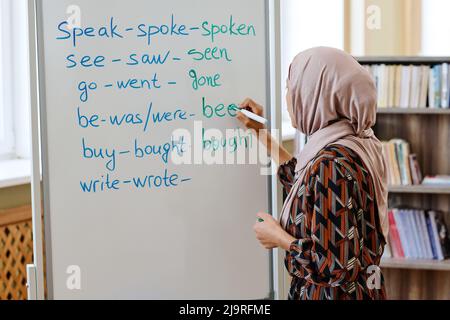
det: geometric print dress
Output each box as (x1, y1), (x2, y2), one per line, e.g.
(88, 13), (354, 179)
(278, 145), (387, 300)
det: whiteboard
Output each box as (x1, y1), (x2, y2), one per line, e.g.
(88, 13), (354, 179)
(35, 0), (273, 299)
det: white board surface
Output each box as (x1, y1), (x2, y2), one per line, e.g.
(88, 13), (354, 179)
(36, 0), (272, 299)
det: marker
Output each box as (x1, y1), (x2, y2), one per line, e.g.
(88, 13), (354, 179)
(233, 106), (268, 125)
(258, 218), (264, 223)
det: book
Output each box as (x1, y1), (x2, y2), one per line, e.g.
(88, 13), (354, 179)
(392, 140), (412, 185)
(382, 140), (423, 187)
(363, 62), (450, 109)
(400, 66), (412, 108)
(412, 210), (425, 258)
(422, 175), (450, 186)
(402, 210), (419, 258)
(433, 64), (442, 108)
(428, 211), (445, 260)
(388, 65), (396, 107)
(429, 65), (436, 108)
(372, 65), (383, 108)
(432, 211), (450, 259)
(387, 209), (450, 260)
(388, 209), (405, 258)
(410, 66), (421, 108)
(418, 210), (434, 259)
(409, 154), (423, 185)
(441, 63), (449, 108)
(394, 209), (411, 258)
(390, 141), (402, 185)
(426, 212), (439, 259)
(420, 66), (430, 108)
(394, 65), (402, 107)
(382, 64), (389, 108)
(388, 140), (401, 186)
(401, 142), (412, 185)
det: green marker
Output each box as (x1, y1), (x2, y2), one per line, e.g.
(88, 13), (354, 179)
(258, 218), (264, 223)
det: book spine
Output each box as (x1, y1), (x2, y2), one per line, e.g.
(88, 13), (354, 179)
(436, 65), (442, 108)
(400, 66), (408, 108)
(420, 66), (429, 108)
(404, 210), (419, 258)
(419, 210), (434, 259)
(429, 66), (435, 108)
(403, 143), (412, 185)
(441, 63), (449, 108)
(394, 209), (410, 258)
(429, 211), (445, 260)
(412, 210), (425, 258)
(426, 213), (438, 259)
(395, 141), (409, 185)
(395, 65), (402, 107)
(388, 210), (405, 258)
(409, 154), (419, 185)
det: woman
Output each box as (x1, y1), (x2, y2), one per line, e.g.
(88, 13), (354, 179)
(236, 47), (388, 300)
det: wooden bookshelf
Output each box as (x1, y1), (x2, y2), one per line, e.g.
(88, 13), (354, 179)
(356, 56), (450, 65)
(378, 108), (450, 115)
(358, 57), (450, 300)
(389, 185), (450, 194)
(381, 258), (450, 271)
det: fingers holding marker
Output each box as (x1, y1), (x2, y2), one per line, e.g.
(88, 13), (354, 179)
(240, 98), (263, 116)
(256, 212), (266, 220)
(239, 109), (268, 125)
(235, 98), (268, 130)
(236, 111), (265, 131)
(257, 212), (272, 221)
(235, 110), (247, 123)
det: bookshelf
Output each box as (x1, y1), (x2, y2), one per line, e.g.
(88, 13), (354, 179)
(378, 108), (450, 115)
(357, 56), (450, 64)
(357, 57), (450, 300)
(388, 185), (450, 194)
(381, 258), (450, 271)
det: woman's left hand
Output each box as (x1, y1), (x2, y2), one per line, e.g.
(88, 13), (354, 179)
(253, 213), (296, 250)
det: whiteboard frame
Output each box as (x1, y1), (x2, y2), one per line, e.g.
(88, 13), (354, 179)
(27, 0), (45, 300)
(30, 0), (279, 300)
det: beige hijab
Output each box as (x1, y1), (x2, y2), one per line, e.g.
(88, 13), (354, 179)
(280, 47), (389, 240)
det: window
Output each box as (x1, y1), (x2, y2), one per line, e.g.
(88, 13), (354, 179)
(0, 0), (14, 159)
(280, 0), (345, 140)
(0, 0), (31, 161)
(421, 0), (450, 56)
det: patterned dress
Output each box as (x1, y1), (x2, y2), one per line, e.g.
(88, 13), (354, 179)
(278, 145), (387, 300)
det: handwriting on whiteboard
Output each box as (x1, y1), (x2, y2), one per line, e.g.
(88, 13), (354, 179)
(53, 13), (258, 193)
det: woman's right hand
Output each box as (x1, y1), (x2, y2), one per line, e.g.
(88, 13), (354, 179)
(236, 98), (266, 132)
(236, 98), (292, 165)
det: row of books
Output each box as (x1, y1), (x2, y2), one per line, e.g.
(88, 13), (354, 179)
(429, 64), (450, 108)
(382, 139), (422, 186)
(385, 209), (450, 260)
(363, 63), (450, 109)
(422, 175), (450, 186)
